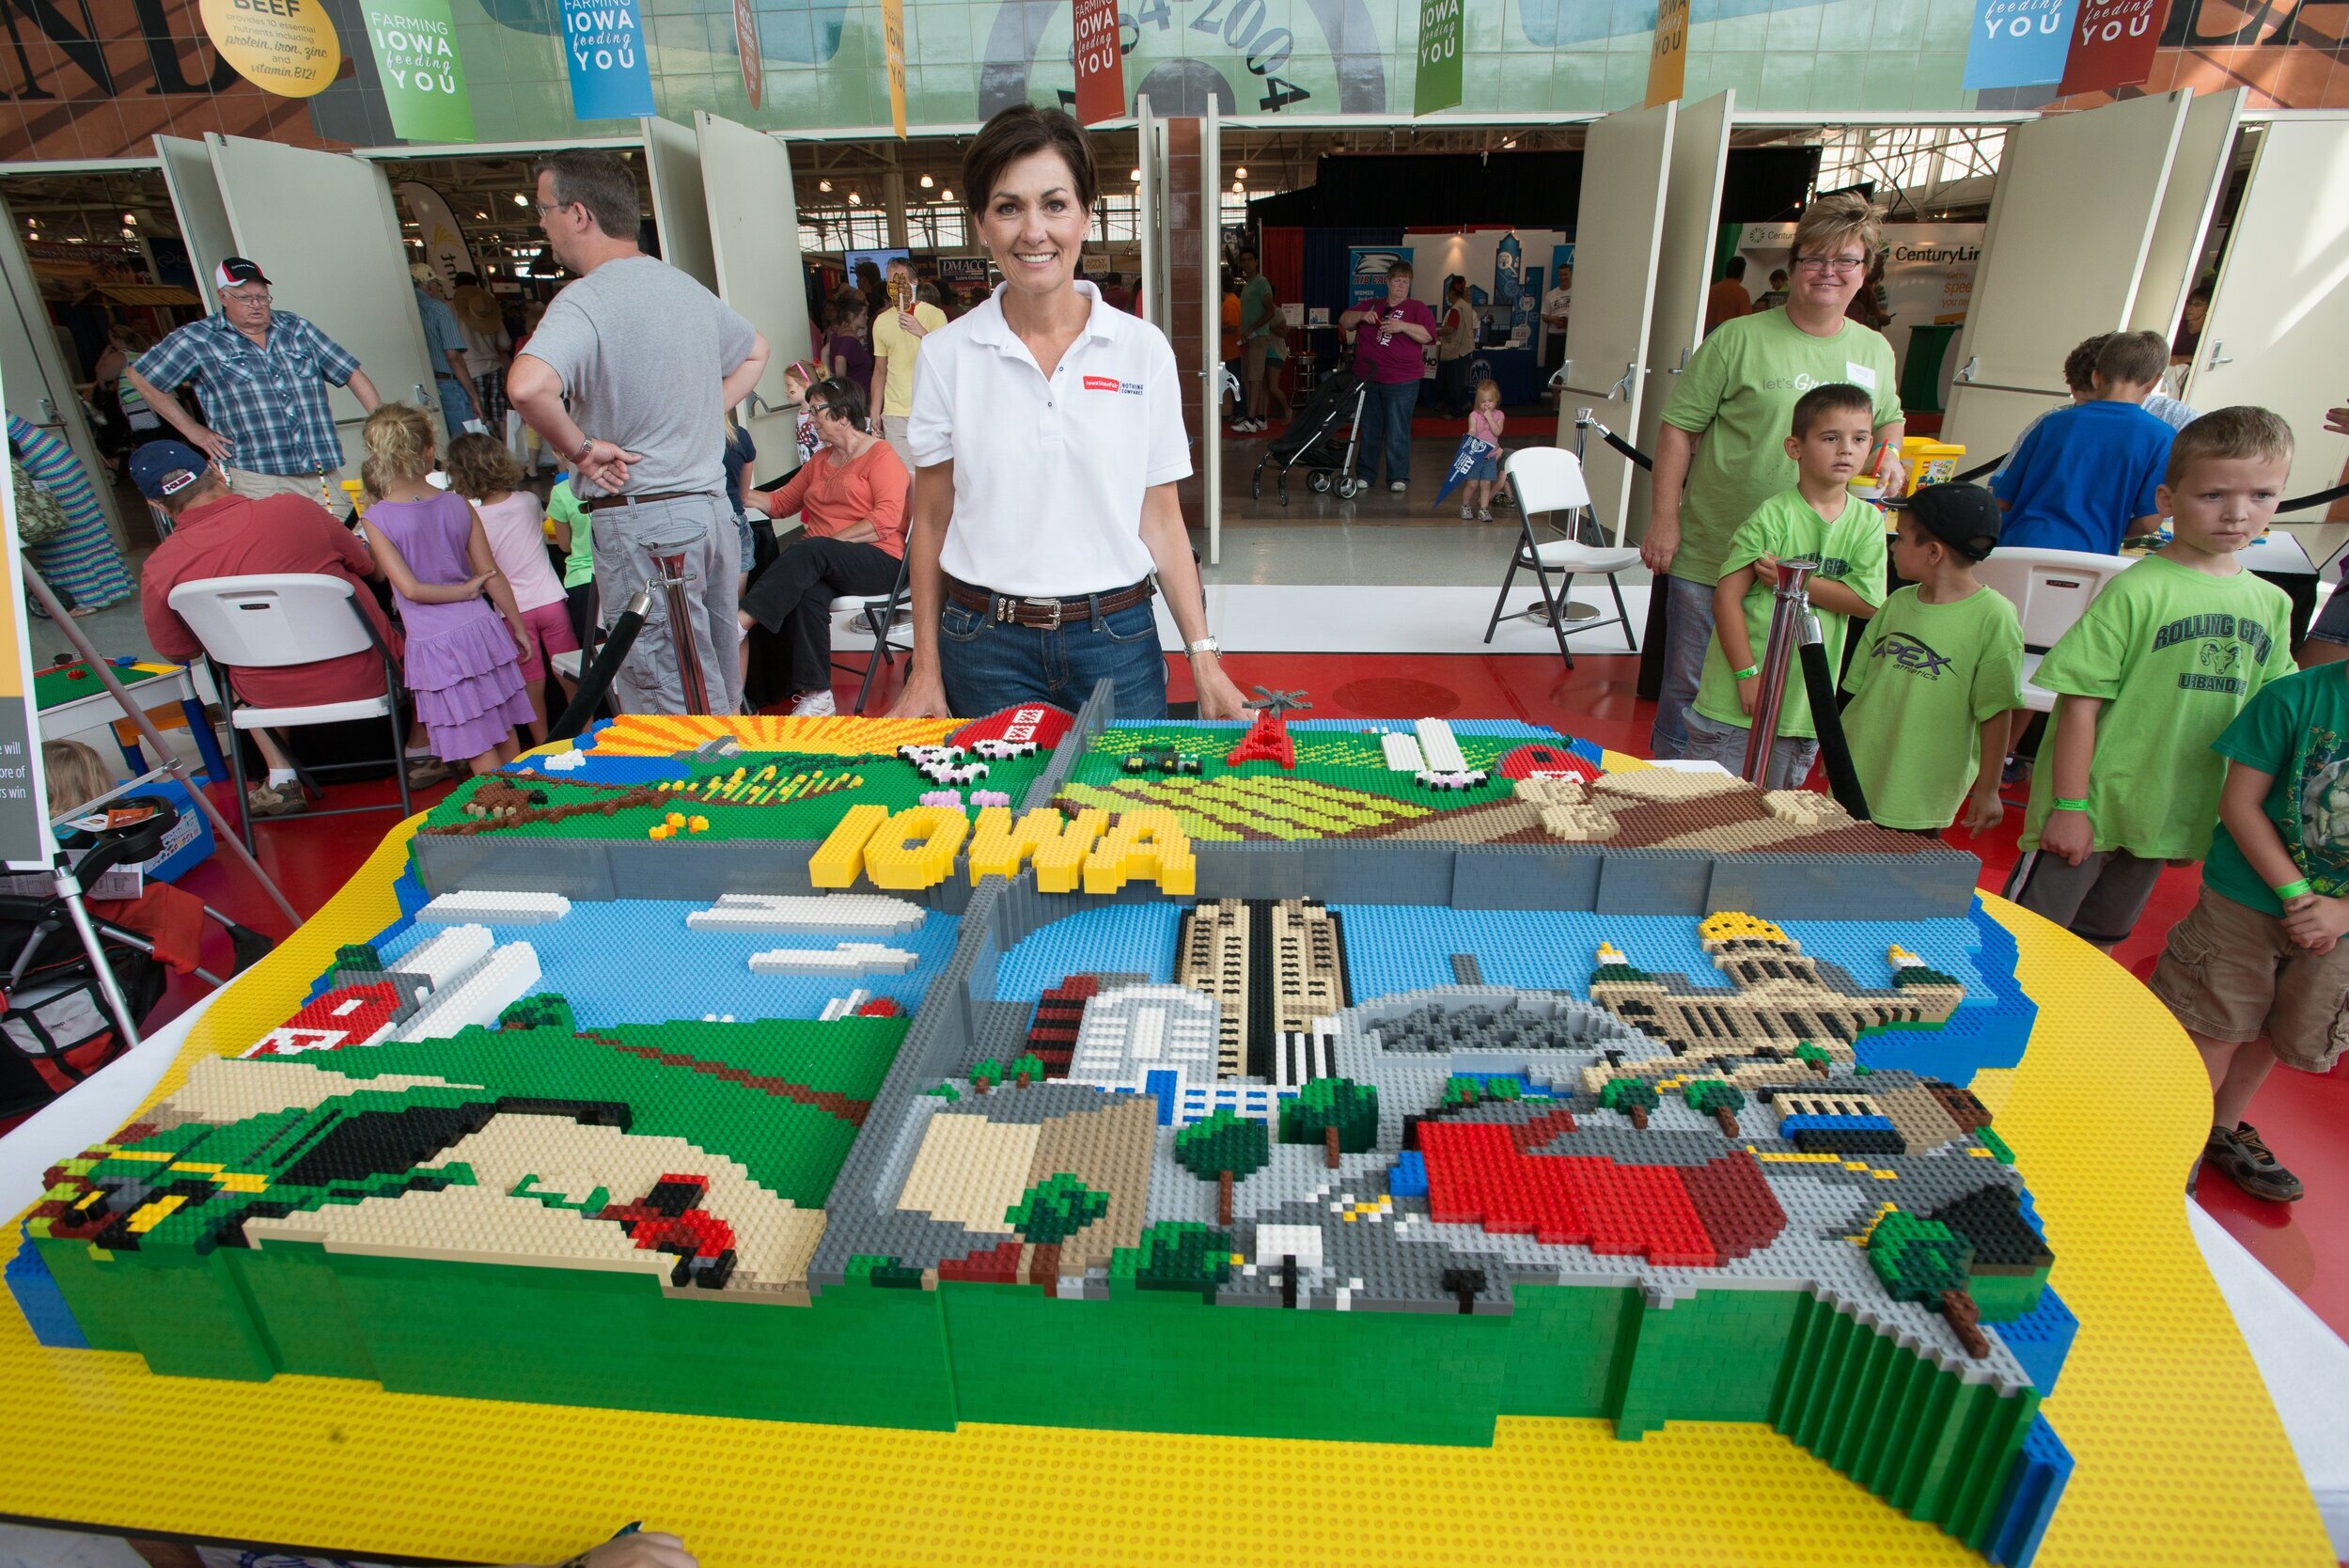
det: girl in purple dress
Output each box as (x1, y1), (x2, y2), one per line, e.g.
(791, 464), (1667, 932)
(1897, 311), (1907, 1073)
(357, 405), (536, 776)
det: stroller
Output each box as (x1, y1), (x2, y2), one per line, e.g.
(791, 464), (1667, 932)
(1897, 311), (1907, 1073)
(0, 794), (270, 1116)
(1252, 369), (1367, 504)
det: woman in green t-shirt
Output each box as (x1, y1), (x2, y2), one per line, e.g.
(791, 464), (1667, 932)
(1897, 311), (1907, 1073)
(1643, 192), (1908, 760)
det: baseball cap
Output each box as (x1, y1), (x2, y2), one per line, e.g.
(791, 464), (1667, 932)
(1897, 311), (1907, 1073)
(128, 440), (210, 501)
(1906, 481), (2003, 562)
(214, 257), (271, 290)
(409, 261), (438, 285)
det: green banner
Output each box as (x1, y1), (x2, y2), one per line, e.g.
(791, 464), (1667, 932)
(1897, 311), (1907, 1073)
(1414, 0), (1462, 116)
(368, 0), (475, 143)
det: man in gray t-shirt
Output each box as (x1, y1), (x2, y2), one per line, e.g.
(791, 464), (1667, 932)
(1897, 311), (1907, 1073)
(509, 149), (770, 717)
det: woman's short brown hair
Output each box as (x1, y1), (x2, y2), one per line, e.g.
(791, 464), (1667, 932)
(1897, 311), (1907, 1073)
(1792, 191), (1886, 264)
(963, 105), (1098, 216)
(806, 375), (871, 432)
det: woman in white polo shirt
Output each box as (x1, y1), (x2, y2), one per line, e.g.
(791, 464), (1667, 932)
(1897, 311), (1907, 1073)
(888, 106), (1246, 722)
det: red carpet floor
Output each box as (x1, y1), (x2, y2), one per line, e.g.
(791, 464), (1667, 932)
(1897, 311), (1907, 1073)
(121, 649), (2348, 1344)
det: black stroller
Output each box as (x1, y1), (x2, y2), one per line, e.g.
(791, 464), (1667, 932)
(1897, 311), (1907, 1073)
(1252, 370), (1367, 504)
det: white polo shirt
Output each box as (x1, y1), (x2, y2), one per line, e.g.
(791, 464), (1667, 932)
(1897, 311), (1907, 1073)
(907, 280), (1192, 596)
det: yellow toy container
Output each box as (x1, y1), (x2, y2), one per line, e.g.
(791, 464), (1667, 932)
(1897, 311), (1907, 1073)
(1901, 436), (1965, 494)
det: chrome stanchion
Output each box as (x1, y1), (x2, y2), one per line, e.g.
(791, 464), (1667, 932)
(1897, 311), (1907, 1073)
(647, 550), (712, 715)
(1740, 557), (1815, 787)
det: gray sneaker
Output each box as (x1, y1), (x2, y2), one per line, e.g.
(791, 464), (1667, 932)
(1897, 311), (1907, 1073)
(2206, 1122), (2303, 1202)
(1388, 480), (1408, 493)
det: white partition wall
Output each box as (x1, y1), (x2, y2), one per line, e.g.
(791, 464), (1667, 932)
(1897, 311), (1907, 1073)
(0, 193), (123, 543)
(641, 116), (717, 293)
(696, 113), (813, 477)
(1631, 90), (1731, 538)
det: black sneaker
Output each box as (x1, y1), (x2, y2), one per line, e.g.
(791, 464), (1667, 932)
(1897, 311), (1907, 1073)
(2205, 1122), (2304, 1202)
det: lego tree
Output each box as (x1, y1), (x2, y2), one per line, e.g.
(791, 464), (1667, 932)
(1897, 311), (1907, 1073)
(1684, 1078), (1745, 1137)
(1006, 1172), (1110, 1287)
(335, 942), (384, 972)
(1868, 1208), (1989, 1357)
(969, 1058), (1003, 1095)
(1174, 1109), (1270, 1225)
(1794, 1041), (1832, 1074)
(1281, 1075), (1380, 1169)
(1600, 1076), (1659, 1129)
(1117, 1221), (1234, 1301)
(1441, 1074), (1482, 1108)
(498, 994), (575, 1033)
(1010, 1052), (1047, 1088)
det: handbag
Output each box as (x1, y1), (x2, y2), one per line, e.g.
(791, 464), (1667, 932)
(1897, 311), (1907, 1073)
(11, 462), (72, 545)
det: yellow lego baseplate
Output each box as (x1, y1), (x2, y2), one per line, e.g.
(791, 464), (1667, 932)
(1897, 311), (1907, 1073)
(0, 815), (2328, 1567)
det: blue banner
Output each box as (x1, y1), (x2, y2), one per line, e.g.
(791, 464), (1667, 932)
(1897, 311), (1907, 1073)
(1436, 436), (1496, 502)
(1963, 0), (2080, 87)
(560, 0), (654, 118)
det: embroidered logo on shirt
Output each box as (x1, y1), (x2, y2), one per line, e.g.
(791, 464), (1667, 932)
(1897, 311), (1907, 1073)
(1083, 375), (1143, 395)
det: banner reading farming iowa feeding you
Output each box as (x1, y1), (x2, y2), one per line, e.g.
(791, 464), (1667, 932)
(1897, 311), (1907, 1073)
(368, 0), (474, 140)
(561, 0), (655, 118)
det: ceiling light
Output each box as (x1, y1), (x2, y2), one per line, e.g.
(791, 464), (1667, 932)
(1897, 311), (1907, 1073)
(1233, 166), (1246, 180)
(1232, 181), (1245, 194)
(65, 236), (82, 244)
(819, 178), (833, 192)
(847, 192), (860, 205)
(939, 188), (952, 201)
(119, 227), (133, 239)
(1129, 167), (1141, 181)
(918, 173), (933, 188)
(475, 210), (488, 219)
(122, 212), (137, 224)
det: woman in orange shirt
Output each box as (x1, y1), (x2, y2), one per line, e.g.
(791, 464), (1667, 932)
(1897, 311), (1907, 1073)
(738, 376), (908, 716)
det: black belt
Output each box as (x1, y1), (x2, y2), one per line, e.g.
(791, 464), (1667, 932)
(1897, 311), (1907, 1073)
(582, 489), (721, 513)
(946, 575), (1154, 628)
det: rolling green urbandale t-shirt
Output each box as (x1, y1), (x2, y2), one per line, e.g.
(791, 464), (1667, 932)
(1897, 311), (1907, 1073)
(1840, 584), (2025, 830)
(1691, 488), (1888, 741)
(2020, 556), (2296, 861)
(550, 478), (592, 589)
(2202, 663), (2349, 917)
(1658, 310), (1902, 590)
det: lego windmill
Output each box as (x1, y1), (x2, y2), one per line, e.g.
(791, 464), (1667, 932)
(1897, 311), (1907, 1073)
(1227, 687), (1312, 770)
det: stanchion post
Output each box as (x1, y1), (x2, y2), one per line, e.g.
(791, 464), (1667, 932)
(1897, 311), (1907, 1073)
(647, 551), (711, 715)
(1740, 558), (1815, 786)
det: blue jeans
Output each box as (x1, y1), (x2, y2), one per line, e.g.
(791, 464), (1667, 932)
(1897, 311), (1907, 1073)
(938, 595), (1168, 720)
(434, 378), (473, 441)
(1355, 379), (1419, 485)
(1649, 573), (1717, 760)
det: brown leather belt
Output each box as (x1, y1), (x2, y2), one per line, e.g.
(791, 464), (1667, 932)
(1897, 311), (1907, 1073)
(581, 489), (720, 513)
(946, 575), (1154, 629)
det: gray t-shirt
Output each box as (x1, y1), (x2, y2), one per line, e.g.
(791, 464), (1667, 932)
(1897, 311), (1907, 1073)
(520, 255), (758, 498)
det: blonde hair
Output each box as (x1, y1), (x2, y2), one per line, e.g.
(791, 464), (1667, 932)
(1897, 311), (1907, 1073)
(359, 403), (435, 499)
(1474, 379), (1501, 407)
(442, 431), (523, 501)
(2166, 405), (2294, 488)
(42, 740), (112, 816)
(1792, 191), (1886, 265)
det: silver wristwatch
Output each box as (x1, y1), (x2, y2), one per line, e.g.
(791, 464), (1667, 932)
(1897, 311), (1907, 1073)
(1185, 636), (1221, 657)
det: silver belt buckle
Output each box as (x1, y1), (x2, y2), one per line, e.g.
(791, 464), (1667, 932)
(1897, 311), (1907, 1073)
(1019, 596), (1064, 630)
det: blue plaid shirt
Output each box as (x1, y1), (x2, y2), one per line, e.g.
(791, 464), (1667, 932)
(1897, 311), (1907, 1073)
(133, 310), (360, 477)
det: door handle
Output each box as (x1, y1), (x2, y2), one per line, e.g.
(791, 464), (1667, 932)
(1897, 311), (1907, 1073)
(37, 396), (55, 422)
(1667, 348), (1690, 376)
(413, 383), (430, 405)
(1607, 362), (1636, 401)
(1956, 355), (1979, 384)
(2204, 339), (2232, 369)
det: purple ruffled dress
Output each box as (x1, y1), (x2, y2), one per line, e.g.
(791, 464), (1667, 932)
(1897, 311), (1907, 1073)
(366, 490), (535, 763)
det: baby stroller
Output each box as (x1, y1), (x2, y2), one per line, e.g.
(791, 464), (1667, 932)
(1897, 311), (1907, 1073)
(1252, 369), (1367, 504)
(0, 794), (270, 1117)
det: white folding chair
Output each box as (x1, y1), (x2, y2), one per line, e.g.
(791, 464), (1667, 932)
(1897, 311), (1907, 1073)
(830, 551), (913, 714)
(166, 573), (411, 851)
(1970, 547), (2136, 713)
(1485, 446), (1642, 670)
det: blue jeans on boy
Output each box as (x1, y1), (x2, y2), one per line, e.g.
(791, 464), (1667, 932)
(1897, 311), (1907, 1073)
(1649, 573), (1716, 760)
(1355, 379), (1419, 486)
(937, 595), (1168, 720)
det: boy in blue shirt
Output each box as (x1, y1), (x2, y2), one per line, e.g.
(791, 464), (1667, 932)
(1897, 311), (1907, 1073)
(1991, 330), (2174, 555)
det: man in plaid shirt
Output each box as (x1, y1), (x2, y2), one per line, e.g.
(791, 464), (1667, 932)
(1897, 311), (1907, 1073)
(124, 257), (383, 506)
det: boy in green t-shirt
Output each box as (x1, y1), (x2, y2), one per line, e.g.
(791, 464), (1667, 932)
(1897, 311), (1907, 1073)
(545, 476), (594, 651)
(1684, 383), (1887, 788)
(1841, 483), (2023, 834)
(2148, 658), (2349, 1202)
(2001, 406), (2299, 950)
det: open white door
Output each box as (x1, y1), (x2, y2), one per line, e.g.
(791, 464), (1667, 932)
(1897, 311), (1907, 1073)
(1136, 95), (1167, 336)
(1943, 91), (2194, 465)
(1556, 101), (1674, 537)
(1199, 98), (1220, 565)
(642, 117), (717, 293)
(1631, 90), (1730, 535)
(2185, 116), (2349, 537)
(2129, 88), (2242, 339)
(695, 113), (810, 481)
(156, 135), (235, 309)
(0, 195), (124, 544)
(206, 134), (440, 478)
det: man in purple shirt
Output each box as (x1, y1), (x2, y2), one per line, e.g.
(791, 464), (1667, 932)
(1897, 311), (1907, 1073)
(1339, 261), (1436, 492)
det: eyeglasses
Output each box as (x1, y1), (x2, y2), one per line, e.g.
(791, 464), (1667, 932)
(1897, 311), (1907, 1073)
(807, 404), (841, 421)
(224, 290), (272, 306)
(1793, 256), (1867, 274)
(532, 199), (572, 218)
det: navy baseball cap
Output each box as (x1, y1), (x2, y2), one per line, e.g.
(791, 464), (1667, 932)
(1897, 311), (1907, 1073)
(213, 257), (271, 290)
(128, 440), (210, 500)
(1906, 481), (2003, 562)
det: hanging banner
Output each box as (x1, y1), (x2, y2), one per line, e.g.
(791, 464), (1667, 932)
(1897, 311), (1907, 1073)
(368, 0), (474, 142)
(733, 0), (762, 107)
(2057, 0), (2161, 94)
(198, 0), (340, 97)
(1414, 0), (1462, 116)
(1346, 246), (1413, 309)
(882, 0), (907, 136)
(396, 182), (479, 286)
(1071, 0), (1124, 123)
(1963, 0), (2081, 87)
(559, 0), (655, 119)
(1646, 0), (1689, 106)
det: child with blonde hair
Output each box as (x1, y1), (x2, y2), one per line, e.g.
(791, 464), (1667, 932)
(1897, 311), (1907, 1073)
(357, 405), (535, 775)
(444, 432), (577, 744)
(1461, 379), (1505, 522)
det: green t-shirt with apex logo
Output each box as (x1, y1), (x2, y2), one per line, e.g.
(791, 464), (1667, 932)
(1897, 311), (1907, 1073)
(2019, 555), (2296, 861)
(1691, 487), (1888, 742)
(1840, 584), (2025, 830)
(2202, 663), (2349, 917)
(1657, 309), (1902, 591)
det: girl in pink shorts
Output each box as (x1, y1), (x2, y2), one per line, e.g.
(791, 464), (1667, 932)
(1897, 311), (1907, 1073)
(446, 433), (579, 743)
